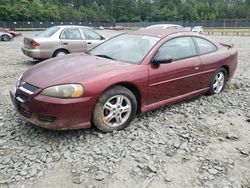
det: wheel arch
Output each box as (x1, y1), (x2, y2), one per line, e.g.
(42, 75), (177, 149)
(98, 82), (142, 114)
(52, 48), (70, 57)
(221, 65), (230, 78)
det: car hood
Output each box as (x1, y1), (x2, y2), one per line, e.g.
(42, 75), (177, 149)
(22, 53), (135, 88)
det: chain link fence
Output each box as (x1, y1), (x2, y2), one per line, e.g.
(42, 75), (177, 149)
(117, 19), (250, 28)
(0, 19), (250, 30)
(0, 21), (113, 30)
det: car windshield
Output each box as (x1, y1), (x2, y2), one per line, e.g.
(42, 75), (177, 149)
(38, 27), (60, 38)
(89, 34), (160, 64)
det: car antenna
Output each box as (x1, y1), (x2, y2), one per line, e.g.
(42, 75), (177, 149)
(229, 19), (237, 49)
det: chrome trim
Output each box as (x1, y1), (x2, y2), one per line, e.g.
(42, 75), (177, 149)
(19, 86), (34, 95)
(150, 69), (216, 87)
(16, 96), (25, 103)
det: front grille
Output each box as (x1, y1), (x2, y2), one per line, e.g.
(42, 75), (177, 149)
(15, 89), (28, 103)
(15, 81), (39, 103)
(38, 115), (56, 123)
(17, 92), (28, 101)
(14, 81), (39, 118)
(18, 106), (32, 118)
(22, 82), (39, 93)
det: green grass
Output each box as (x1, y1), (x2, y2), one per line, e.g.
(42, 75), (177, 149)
(204, 28), (250, 34)
(14, 28), (47, 31)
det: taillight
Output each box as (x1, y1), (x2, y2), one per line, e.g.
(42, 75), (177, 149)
(30, 41), (40, 47)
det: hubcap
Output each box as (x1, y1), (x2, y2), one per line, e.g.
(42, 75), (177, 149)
(102, 95), (132, 127)
(2, 35), (9, 41)
(56, 51), (66, 57)
(213, 72), (225, 94)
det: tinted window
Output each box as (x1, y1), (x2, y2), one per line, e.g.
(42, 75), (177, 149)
(60, 29), (82, 40)
(81, 29), (101, 40)
(158, 37), (197, 61)
(194, 37), (217, 55)
(38, 27), (59, 38)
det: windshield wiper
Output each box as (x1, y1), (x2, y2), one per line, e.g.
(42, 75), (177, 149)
(95, 54), (115, 60)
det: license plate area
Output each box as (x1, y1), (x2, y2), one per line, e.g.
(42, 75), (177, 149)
(10, 91), (32, 118)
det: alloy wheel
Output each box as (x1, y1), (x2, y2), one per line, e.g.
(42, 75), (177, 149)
(213, 72), (225, 94)
(102, 95), (132, 127)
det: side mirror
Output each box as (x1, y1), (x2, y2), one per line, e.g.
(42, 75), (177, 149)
(101, 36), (105, 40)
(153, 54), (173, 65)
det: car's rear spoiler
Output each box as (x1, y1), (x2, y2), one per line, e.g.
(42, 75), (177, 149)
(220, 43), (233, 49)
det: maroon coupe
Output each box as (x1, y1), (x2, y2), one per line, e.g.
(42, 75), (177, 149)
(10, 28), (238, 132)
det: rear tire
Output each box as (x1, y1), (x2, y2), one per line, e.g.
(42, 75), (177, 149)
(92, 86), (137, 132)
(1, 34), (10, 41)
(208, 68), (227, 95)
(53, 49), (69, 57)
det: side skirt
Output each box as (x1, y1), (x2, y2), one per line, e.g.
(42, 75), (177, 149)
(142, 88), (209, 112)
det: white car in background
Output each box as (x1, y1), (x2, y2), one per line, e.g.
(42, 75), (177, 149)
(192, 26), (204, 34)
(184, 27), (192, 31)
(145, 24), (184, 30)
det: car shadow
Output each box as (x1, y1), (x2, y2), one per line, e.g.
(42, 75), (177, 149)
(23, 59), (42, 65)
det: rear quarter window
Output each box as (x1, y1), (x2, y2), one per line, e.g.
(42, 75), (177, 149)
(194, 37), (217, 55)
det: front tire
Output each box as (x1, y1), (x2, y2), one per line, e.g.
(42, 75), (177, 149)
(92, 86), (137, 132)
(1, 34), (10, 41)
(208, 68), (227, 95)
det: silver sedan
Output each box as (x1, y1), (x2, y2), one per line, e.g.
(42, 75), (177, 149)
(21, 25), (106, 59)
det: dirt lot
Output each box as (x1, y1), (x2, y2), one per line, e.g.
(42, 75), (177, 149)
(0, 31), (250, 188)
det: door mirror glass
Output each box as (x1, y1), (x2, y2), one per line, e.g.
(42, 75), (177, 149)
(153, 53), (172, 65)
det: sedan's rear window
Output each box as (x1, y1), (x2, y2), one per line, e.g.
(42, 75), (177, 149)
(38, 27), (59, 38)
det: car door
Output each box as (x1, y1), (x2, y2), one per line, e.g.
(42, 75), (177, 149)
(60, 28), (87, 53)
(80, 28), (105, 51)
(148, 37), (203, 105)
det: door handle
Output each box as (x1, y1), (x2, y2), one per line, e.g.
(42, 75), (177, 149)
(87, 42), (92, 44)
(194, 66), (199, 70)
(194, 63), (200, 70)
(63, 42), (68, 45)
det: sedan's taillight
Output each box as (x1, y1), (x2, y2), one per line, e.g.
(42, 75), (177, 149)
(30, 41), (40, 47)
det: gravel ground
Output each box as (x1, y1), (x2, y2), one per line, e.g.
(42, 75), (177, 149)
(0, 31), (249, 188)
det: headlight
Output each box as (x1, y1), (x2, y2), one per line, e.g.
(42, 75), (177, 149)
(41, 84), (84, 98)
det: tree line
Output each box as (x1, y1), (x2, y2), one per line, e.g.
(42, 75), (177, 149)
(0, 0), (250, 22)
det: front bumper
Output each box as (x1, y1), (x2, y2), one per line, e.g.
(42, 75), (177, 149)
(10, 85), (94, 130)
(21, 46), (41, 59)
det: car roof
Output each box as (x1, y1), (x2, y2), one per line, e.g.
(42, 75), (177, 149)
(54, 25), (92, 29)
(146, 24), (183, 28)
(128, 28), (187, 38)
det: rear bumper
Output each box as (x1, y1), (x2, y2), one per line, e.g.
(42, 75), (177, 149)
(21, 47), (41, 59)
(228, 50), (238, 80)
(10, 89), (94, 130)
